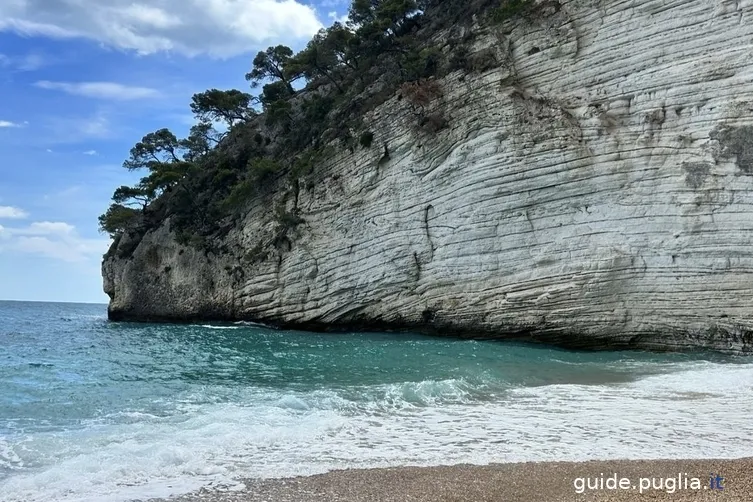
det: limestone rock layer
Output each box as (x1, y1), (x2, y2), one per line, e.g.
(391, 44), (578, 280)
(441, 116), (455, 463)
(103, 0), (753, 353)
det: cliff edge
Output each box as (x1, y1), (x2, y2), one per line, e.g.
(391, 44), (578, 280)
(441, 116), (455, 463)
(103, 0), (753, 353)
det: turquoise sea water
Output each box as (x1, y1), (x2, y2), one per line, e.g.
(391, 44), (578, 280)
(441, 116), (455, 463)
(1, 300), (753, 501)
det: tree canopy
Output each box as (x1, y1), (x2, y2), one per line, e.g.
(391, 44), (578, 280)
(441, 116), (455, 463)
(246, 45), (299, 91)
(190, 89), (256, 127)
(98, 204), (141, 237)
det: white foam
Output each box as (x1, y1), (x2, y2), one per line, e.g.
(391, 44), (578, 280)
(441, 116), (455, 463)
(0, 437), (25, 471)
(2, 362), (753, 502)
(233, 321), (276, 329)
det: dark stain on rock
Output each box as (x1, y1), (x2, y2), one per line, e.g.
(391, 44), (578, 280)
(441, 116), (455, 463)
(422, 308), (436, 323)
(710, 125), (753, 174)
(682, 161), (711, 189)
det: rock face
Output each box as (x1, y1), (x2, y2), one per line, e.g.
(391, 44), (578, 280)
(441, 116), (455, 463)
(104, 0), (753, 353)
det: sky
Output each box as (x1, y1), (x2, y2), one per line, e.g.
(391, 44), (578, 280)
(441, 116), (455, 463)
(0, 0), (350, 303)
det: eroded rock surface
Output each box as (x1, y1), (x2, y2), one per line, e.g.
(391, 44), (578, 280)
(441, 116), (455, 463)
(104, 0), (753, 353)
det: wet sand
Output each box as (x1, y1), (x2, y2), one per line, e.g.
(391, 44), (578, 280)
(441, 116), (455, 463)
(154, 457), (752, 501)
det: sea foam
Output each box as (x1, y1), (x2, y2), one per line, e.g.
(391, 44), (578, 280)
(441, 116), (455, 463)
(2, 361), (753, 502)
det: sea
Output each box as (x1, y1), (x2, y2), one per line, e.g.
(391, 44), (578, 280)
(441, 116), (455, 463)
(1, 300), (752, 502)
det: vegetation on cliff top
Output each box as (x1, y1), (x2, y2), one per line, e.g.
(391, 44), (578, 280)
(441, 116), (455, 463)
(99, 0), (533, 252)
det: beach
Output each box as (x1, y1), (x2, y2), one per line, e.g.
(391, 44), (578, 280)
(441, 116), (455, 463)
(159, 458), (753, 502)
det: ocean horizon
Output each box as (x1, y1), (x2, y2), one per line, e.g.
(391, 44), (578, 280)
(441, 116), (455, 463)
(2, 300), (753, 502)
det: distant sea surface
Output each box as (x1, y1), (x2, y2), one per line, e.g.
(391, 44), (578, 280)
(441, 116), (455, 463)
(1, 300), (753, 501)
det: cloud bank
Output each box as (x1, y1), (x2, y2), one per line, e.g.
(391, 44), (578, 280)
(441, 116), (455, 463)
(35, 81), (160, 100)
(0, 0), (324, 57)
(0, 206), (28, 219)
(0, 219), (109, 262)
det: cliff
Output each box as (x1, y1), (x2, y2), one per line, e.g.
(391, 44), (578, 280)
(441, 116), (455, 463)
(103, 0), (753, 353)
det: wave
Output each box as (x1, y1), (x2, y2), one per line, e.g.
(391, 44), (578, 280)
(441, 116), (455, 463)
(59, 315), (107, 322)
(191, 321), (278, 330)
(0, 437), (24, 472)
(2, 361), (753, 502)
(234, 320), (277, 329)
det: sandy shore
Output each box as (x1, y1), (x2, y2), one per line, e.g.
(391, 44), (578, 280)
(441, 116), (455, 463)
(153, 458), (752, 502)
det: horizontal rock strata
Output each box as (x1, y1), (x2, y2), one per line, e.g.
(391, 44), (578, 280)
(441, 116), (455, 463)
(104, 0), (753, 353)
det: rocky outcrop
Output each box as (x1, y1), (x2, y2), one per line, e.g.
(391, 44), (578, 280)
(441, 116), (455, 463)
(104, 0), (753, 353)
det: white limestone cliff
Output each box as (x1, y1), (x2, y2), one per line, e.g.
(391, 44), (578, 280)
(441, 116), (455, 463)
(103, 0), (753, 352)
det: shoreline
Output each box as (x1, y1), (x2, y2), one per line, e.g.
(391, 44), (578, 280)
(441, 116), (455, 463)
(105, 311), (753, 356)
(153, 458), (753, 501)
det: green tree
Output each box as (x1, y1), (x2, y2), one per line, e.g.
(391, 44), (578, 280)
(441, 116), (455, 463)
(112, 185), (154, 210)
(260, 81), (293, 107)
(345, 0), (423, 67)
(400, 46), (442, 81)
(139, 162), (192, 195)
(181, 122), (222, 162)
(348, 0), (381, 25)
(288, 29), (349, 92)
(245, 45), (299, 91)
(112, 128), (195, 214)
(349, 0), (419, 37)
(321, 22), (360, 71)
(123, 128), (184, 171)
(189, 89), (255, 127)
(265, 99), (293, 130)
(98, 204), (140, 236)
(378, 0), (419, 28)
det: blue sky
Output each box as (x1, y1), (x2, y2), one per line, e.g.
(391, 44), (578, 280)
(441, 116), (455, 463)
(0, 0), (348, 303)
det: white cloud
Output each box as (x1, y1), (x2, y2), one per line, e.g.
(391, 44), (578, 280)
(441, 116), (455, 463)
(83, 150), (98, 156)
(44, 111), (112, 143)
(2, 221), (76, 237)
(16, 53), (46, 71)
(35, 81), (160, 100)
(13, 235), (109, 262)
(0, 221), (109, 262)
(0, 51), (64, 73)
(320, 0), (348, 7)
(0, 0), (323, 58)
(0, 206), (28, 219)
(27, 221), (76, 235)
(0, 120), (21, 128)
(327, 11), (349, 24)
(75, 114), (111, 139)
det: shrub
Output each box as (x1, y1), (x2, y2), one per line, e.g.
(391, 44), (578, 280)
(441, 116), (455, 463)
(402, 46), (444, 82)
(223, 179), (255, 210)
(98, 204), (141, 236)
(222, 158), (282, 210)
(290, 146), (334, 180)
(401, 79), (443, 108)
(249, 158), (282, 184)
(448, 44), (472, 73)
(469, 48), (498, 73)
(265, 100), (292, 129)
(492, 0), (532, 23)
(211, 169), (237, 188)
(275, 205), (305, 229)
